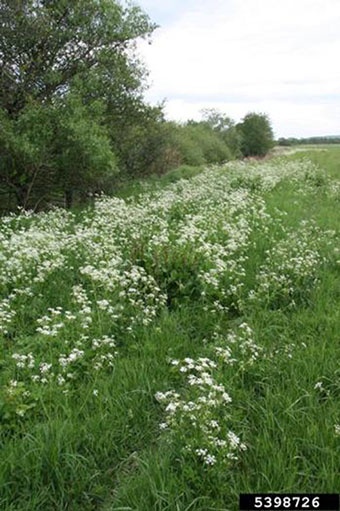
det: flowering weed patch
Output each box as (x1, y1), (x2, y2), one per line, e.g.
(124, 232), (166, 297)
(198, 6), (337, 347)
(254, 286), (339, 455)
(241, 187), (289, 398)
(1, 152), (340, 510)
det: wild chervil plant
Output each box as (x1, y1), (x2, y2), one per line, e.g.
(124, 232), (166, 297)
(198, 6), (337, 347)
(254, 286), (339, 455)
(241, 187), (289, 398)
(1, 151), (340, 510)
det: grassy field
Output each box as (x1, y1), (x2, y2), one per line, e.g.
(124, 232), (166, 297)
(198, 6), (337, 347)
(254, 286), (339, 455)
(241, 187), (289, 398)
(1, 148), (340, 510)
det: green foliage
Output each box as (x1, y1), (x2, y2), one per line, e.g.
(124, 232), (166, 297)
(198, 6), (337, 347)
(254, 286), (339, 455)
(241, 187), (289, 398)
(0, 0), (154, 209)
(0, 0), (154, 116)
(112, 114), (182, 177)
(0, 97), (118, 209)
(169, 124), (206, 166)
(196, 125), (233, 163)
(200, 108), (243, 157)
(169, 122), (233, 167)
(112, 115), (236, 178)
(53, 95), (118, 192)
(221, 125), (244, 158)
(0, 0), (277, 212)
(238, 112), (274, 157)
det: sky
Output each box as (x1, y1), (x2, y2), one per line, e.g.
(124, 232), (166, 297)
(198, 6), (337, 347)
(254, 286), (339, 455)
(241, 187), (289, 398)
(135, 0), (340, 138)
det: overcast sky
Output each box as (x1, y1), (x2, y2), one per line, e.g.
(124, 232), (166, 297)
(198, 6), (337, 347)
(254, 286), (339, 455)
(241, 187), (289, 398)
(135, 0), (340, 138)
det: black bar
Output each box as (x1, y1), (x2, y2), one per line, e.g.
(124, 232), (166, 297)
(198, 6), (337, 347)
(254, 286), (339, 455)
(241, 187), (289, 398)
(240, 494), (339, 511)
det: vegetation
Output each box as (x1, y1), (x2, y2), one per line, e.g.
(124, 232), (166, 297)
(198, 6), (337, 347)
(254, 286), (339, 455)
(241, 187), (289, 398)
(0, 0), (155, 209)
(1, 148), (340, 509)
(237, 112), (275, 157)
(278, 135), (340, 146)
(1, 1), (339, 509)
(0, 2), (277, 213)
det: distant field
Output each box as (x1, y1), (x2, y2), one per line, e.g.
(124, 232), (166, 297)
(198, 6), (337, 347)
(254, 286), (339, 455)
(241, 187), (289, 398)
(1, 148), (340, 510)
(273, 143), (340, 156)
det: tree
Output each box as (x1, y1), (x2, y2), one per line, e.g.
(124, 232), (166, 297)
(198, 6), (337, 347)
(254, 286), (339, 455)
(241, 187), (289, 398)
(200, 108), (242, 157)
(0, 0), (155, 209)
(0, 95), (118, 209)
(0, 0), (154, 116)
(238, 112), (274, 157)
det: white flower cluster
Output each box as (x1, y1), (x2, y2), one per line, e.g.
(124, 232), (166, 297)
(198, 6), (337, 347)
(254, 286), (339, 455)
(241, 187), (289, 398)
(12, 352), (35, 369)
(156, 356), (246, 467)
(249, 221), (328, 308)
(36, 307), (70, 337)
(0, 298), (16, 335)
(0, 208), (71, 288)
(214, 322), (263, 369)
(72, 285), (93, 329)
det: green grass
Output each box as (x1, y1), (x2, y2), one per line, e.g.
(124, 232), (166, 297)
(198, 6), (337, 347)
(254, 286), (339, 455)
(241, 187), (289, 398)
(1, 149), (340, 510)
(289, 145), (340, 180)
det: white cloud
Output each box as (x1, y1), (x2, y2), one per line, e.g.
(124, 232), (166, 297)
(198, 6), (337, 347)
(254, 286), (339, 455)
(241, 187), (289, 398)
(137, 0), (340, 137)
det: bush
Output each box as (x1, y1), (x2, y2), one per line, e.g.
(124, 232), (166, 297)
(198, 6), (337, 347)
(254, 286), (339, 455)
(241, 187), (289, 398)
(168, 123), (233, 167)
(113, 120), (182, 177)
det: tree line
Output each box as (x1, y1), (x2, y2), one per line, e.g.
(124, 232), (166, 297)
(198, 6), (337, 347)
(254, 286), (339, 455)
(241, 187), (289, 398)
(0, 0), (274, 212)
(277, 136), (340, 146)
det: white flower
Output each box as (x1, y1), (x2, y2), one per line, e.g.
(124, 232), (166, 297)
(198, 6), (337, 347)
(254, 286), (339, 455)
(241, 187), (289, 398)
(97, 299), (110, 310)
(204, 454), (216, 465)
(165, 402), (179, 414)
(40, 362), (52, 374)
(227, 430), (241, 449)
(57, 375), (65, 386)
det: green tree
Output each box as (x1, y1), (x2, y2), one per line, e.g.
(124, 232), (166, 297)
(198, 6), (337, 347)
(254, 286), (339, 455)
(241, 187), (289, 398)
(0, 0), (154, 116)
(0, 96), (117, 210)
(238, 112), (274, 157)
(0, 0), (155, 209)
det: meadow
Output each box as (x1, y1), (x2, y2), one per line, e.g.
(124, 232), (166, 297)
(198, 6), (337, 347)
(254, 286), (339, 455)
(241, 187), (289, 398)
(1, 147), (340, 510)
